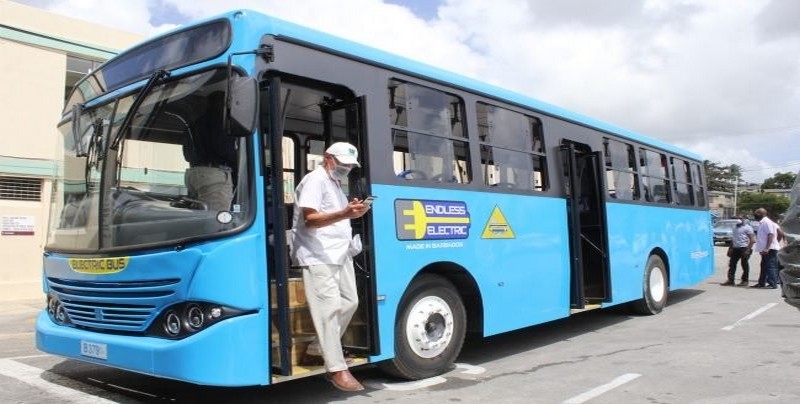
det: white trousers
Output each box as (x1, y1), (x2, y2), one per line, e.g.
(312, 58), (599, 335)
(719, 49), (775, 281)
(302, 258), (359, 372)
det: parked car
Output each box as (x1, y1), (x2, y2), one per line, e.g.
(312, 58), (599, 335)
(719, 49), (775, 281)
(713, 219), (741, 245)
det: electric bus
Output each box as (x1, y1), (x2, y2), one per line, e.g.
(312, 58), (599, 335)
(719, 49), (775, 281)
(36, 9), (714, 386)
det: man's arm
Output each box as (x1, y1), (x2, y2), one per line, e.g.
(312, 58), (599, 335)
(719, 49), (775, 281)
(762, 232), (775, 254)
(302, 199), (368, 228)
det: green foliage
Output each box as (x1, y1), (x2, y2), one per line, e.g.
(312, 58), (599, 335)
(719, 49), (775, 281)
(704, 160), (741, 192)
(737, 192), (790, 220)
(761, 171), (797, 190)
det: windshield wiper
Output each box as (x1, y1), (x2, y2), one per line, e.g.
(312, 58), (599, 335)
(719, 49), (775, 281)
(109, 69), (170, 150)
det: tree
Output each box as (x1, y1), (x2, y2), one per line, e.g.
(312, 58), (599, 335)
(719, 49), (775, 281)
(704, 160), (731, 192)
(704, 160), (740, 192)
(737, 192), (790, 220)
(761, 171), (797, 190)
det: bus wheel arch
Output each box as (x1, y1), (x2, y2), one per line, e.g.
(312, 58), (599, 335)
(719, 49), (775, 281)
(382, 263), (479, 380)
(631, 249), (670, 315)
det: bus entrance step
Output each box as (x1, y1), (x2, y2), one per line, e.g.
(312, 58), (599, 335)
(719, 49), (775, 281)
(569, 304), (602, 314)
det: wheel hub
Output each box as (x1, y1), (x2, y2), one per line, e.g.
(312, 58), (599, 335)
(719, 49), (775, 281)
(405, 296), (454, 358)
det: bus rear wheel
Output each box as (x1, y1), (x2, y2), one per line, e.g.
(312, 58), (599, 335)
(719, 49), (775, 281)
(383, 274), (466, 380)
(631, 255), (668, 315)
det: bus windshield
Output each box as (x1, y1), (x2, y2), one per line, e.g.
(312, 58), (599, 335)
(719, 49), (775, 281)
(47, 68), (251, 252)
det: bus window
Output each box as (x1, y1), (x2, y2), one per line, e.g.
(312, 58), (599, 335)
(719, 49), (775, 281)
(640, 148), (671, 204)
(604, 138), (640, 200)
(282, 137), (296, 203)
(671, 157), (694, 206)
(691, 163), (707, 207)
(476, 102), (547, 191)
(389, 79), (470, 183)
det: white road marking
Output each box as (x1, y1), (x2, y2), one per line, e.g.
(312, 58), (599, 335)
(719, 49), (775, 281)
(562, 373), (641, 404)
(721, 303), (777, 331)
(454, 362), (486, 375)
(364, 376), (447, 391)
(0, 358), (116, 403)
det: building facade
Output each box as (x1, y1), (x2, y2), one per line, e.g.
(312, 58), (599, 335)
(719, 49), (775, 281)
(0, 0), (142, 300)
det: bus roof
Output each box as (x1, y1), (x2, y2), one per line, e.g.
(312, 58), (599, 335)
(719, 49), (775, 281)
(239, 11), (701, 161)
(101, 9), (704, 161)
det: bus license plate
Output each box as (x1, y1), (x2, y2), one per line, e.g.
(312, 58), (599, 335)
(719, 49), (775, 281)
(80, 340), (107, 360)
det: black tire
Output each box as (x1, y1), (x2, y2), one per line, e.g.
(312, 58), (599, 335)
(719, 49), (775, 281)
(381, 274), (466, 380)
(630, 255), (668, 315)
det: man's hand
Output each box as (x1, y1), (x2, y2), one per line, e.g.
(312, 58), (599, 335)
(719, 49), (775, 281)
(342, 198), (369, 219)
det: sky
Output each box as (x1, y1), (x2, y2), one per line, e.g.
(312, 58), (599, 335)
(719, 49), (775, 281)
(12, 0), (800, 183)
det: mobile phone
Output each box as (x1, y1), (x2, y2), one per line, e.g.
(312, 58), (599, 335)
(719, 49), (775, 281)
(362, 196), (376, 207)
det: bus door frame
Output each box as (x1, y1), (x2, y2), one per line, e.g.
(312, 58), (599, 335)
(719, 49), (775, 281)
(560, 141), (612, 310)
(263, 76), (294, 375)
(320, 97), (379, 355)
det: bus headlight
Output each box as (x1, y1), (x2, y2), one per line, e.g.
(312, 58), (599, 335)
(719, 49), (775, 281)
(186, 304), (204, 330)
(164, 310), (181, 337)
(47, 296), (57, 316)
(46, 294), (70, 325)
(146, 301), (248, 339)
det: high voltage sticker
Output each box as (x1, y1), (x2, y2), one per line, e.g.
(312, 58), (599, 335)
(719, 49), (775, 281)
(481, 206), (515, 239)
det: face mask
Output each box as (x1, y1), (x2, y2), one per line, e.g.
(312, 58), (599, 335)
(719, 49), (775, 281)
(330, 164), (352, 181)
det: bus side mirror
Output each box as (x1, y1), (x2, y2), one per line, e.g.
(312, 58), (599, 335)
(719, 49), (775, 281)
(226, 76), (258, 137)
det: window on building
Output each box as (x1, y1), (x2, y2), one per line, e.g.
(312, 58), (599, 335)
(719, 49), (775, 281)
(476, 102), (547, 191)
(0, 176), (42, 201)
(389, 79), (470, 183)
(604, 138), (639, 200)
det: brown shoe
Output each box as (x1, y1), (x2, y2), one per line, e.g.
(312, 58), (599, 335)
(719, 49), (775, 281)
(737, 281), (749, 287)
(327, 369), (364, 392)
(720, 280), (734, 286)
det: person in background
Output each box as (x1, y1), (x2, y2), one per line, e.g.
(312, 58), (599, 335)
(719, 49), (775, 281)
(751, 208), (782, 289)
(290, 142), (369, 392)
(722, 216), (755, 286)
(183, 92), (237, 211)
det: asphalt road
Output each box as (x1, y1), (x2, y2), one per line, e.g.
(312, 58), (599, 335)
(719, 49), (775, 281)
(2, 246), (799, 403)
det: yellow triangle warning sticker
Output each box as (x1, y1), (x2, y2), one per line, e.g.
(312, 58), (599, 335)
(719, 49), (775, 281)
(481, 206), (515, 239)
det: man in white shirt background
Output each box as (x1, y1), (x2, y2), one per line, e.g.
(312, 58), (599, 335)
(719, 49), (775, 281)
(751, 207), (782, 289)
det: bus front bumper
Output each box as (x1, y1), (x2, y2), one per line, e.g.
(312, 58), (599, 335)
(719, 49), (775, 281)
(35, 310), (269, 387)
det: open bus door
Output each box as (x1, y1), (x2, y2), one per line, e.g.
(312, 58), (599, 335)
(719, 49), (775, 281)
(320, 97), (377, 357)
(560, 141), (612, 312)
(264, 76), (375, 378)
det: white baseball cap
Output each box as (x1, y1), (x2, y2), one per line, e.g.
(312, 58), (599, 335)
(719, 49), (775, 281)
(325, 142), (360, 167)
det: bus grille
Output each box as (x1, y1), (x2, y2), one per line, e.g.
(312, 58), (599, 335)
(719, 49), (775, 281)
(47, 277), (180, 332)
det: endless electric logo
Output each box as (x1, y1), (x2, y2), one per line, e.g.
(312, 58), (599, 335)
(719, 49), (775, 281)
(395, 199), (470, 240)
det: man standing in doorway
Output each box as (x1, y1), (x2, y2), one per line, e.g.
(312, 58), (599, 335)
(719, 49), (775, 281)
(290, 142), (369, 392)
(751, 207), (782, 289)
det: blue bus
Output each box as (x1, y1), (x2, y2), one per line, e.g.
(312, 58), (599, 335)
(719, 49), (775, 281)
(36, 10), (714, 386)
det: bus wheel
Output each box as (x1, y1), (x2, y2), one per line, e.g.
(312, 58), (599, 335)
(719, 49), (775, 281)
(383, 274), (466, 380)
(631, 255), (668, 315)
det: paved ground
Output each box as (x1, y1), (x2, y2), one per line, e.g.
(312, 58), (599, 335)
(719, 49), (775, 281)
(2, 246), (800, 403)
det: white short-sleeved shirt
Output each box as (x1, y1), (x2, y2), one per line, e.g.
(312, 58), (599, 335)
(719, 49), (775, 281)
(755, 217), (781, 252)
(290, 166), (351, 265)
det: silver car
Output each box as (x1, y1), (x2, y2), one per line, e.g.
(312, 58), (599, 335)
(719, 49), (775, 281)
(713, 219), (741, 245)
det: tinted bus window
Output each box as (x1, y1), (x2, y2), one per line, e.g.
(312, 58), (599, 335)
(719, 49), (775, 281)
(691, 163), (707, 207)
(640, 148), (671, 204)
(604, 138), (640, 200)
(476, 102), (547, 191)
(671, 157), (694, 206)
(390, 80), (470, 183)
